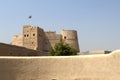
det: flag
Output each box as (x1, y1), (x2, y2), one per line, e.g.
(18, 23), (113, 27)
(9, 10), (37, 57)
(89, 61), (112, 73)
(28, 16), (32, 19)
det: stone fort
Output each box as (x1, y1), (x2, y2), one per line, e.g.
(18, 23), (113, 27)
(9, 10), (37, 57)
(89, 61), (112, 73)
(12, 25), (80, 52)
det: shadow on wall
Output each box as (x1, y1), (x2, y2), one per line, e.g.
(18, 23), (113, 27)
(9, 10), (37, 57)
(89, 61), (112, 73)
(0, 43), (48, 56)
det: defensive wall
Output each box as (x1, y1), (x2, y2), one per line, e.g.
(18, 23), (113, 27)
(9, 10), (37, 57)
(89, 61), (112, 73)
(0, 43), (48, 56)
(12, 34), (23, 47)
(0, 50), (120, 80)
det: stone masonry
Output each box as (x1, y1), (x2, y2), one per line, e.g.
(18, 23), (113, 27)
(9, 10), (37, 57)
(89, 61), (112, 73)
(12, 25), (80, 52)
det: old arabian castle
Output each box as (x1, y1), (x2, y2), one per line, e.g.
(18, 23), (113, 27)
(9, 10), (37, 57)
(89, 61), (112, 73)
(12, 25), (80, 53)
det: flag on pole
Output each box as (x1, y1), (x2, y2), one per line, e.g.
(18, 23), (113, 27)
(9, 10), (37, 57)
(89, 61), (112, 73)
(28, 15), (32, 19)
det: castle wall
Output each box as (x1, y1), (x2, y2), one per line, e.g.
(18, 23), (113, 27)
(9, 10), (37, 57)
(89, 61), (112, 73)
(0, 50), (120, 80)
(44, 31), (62, 51)
(61, 30), (80, 52)
(12, 34), (23, 46)
(36, 27), (45, 50)
(0, 43), (48, 56)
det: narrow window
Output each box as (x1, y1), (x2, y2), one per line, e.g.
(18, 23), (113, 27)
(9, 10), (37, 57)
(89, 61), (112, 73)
(33, 34), (35, 36)
(64, 36), (66, 39)
(27, 34), (29, 37)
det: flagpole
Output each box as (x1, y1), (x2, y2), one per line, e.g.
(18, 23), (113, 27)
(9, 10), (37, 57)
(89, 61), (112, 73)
(28, 15), (32, 25)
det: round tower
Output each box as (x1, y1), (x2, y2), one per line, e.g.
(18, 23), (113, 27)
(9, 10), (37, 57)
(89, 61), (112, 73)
(61, 29), (80, 52)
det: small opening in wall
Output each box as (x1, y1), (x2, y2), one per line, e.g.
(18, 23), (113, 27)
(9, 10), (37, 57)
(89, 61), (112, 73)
(33, 34), (35, 36)
(27, 34), (29, 37)
(32, 42), (34, 44)
(64, 36), (66, 39)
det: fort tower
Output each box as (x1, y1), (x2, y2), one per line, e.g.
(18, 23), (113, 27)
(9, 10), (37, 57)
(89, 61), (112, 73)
(61, 29), (80, 52)
(23, 25), (44, 50)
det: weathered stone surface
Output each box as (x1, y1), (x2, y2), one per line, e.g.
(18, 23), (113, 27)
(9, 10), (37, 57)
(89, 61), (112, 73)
(12, 25), (80, 52)
(0, 50), (120, 80)
(0, 43), (47, 56)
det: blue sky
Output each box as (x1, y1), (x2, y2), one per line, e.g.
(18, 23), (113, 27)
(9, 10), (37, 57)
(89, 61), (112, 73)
(0, 0), (120, 52)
